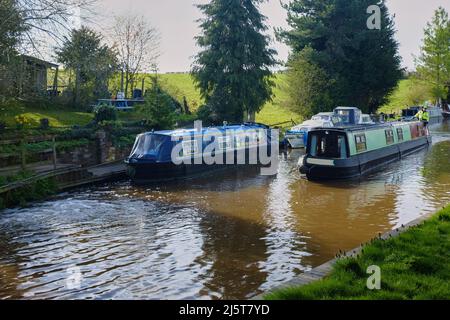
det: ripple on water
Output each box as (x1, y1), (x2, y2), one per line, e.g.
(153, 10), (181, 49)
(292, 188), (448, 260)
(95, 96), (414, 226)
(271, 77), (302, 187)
(1, 124), (450, 299)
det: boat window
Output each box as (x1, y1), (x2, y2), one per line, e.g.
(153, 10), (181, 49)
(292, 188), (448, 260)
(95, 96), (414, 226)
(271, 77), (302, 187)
(355, 134), (367, 152)
(385, 129), (394, 144)
(336, 110), (351, 124)
(129, 134), (166, 158)
(182, 140), (199, 156)
(309, 131), (348, 159)
(218, 136), (232, 150)
(397, 128), (404, 142)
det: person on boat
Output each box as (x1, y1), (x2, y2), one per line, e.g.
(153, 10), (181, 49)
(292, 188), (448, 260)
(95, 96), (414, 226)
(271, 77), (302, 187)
(415, 107), (424, 121)
(422, 107), (430, 127)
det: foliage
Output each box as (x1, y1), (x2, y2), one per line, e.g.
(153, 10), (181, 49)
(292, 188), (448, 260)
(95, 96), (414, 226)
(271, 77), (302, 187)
(56, 26), (118, 107)
(378, 78), (434, 114)
(196, 104), (217, 126)
(266, 205), (450, 300)
(111, 134), (136, 149)
(111, 14), (160, 98)
(415, 7), (450, 103)
(192, 0), (277, 123)
(0, 176), (58, 209)
(94, 105), (117, 123)
(286, 48), (334, 118)
(137, 84), (176, 130)
(279, 0), (402, 114)
(0, 0), (27, 96)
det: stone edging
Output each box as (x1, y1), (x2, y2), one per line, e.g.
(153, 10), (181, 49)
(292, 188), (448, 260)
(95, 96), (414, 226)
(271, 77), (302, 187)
(251, 210), (438, 300)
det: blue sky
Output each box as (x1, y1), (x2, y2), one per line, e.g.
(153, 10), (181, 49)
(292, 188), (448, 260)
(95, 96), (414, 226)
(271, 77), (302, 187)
(90, 0), (450, 73)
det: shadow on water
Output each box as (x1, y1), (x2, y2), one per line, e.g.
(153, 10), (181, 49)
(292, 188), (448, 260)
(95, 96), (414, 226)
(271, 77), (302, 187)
(0, 121), (449, 299)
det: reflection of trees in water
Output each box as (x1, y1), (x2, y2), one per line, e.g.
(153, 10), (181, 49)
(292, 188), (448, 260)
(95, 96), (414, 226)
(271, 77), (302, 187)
(194, 212), (268, 300)
(422, 141), (450, 180)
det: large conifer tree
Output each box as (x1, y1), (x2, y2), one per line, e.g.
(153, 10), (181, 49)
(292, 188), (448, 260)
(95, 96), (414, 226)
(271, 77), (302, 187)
(279, 0), (402, 115)
(192, 0), (277, 123)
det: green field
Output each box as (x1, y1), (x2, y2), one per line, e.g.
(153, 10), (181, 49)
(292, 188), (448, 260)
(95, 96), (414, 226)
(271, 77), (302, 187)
(265, 205), (450, 300)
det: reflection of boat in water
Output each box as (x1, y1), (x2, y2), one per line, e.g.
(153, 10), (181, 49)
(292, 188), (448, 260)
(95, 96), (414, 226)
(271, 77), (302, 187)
(125, 123), (273, 183)
(299, 121), (432, 180)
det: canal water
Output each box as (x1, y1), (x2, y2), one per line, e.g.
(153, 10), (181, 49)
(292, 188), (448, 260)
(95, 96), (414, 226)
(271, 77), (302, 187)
(0, 122), (449, 300)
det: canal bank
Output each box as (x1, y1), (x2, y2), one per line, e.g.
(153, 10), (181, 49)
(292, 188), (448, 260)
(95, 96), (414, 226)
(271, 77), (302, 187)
(0, 161), (127, 209)
(0, 121), (449, 299)
(256, 204), (450, 300)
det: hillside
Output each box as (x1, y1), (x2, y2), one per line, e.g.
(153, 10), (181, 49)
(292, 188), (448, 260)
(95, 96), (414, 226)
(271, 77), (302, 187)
(378, 78), (433, 115)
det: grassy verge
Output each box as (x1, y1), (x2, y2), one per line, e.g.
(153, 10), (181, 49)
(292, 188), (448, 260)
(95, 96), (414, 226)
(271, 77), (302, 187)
(0, 100), (93, 128)
(265, 205), (450, 300)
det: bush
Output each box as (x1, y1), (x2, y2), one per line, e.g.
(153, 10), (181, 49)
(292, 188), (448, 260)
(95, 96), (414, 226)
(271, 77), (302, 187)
(0, 120), (6, 132)
(137, 86), (176, 130)
(196, 104), (218, 126)
(94, 105), (117, 123)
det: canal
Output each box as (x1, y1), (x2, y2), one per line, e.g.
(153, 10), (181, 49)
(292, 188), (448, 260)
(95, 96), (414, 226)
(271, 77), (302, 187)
(0, 122), (449, 300)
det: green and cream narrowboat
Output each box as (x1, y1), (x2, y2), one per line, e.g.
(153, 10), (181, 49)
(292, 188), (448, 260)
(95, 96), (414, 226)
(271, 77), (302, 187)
(299, 121), (431, 180)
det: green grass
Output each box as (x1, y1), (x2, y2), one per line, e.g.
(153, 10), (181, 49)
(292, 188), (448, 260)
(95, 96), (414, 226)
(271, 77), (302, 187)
(158, 72), (301, 126)
(378, 78), (433, 115)
(265, 205), (450, 300)
(3, 71), (300, 129)
(0, 101), (93, 128)
(105, 72), (301, 126)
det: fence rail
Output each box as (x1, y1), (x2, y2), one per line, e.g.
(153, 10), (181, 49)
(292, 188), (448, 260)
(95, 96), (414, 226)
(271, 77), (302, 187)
(0, 135), (58, 171)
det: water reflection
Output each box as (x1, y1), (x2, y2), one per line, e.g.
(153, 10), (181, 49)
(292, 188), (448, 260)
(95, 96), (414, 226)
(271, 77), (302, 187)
(0, 122), (449, 299)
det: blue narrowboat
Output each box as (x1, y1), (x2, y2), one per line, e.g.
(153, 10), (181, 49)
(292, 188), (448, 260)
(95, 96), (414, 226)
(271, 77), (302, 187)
(125, 123), (274, 183)
(299, 121), (431, 180)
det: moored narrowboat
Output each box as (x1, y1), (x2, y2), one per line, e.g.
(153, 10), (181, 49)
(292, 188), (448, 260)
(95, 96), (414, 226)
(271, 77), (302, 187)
(125, 123), (275, 183)
(299, 121), (431, 180)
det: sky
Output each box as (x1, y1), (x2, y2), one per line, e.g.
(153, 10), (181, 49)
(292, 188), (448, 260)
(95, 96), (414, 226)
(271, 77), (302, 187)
(82, 0), (450, 73)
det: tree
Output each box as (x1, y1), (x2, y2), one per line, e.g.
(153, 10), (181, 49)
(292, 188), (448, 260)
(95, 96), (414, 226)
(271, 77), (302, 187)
(0, 0), (26, 63)
(137, 80), (176, 130)
(286, 48), (334, 118)
(112, 14), (160, 99)
(56, 27), (117, 107)
(192, 0), (277, 123)
(0, 0), (27, 96)
(416, 7), (450, 105)
(279, 0), (402, 114)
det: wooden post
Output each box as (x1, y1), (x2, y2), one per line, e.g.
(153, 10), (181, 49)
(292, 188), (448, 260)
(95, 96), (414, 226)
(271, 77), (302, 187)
(52, 136), (57, 170)
(53, 67), (59, 94)
(20, 139), (26, 171)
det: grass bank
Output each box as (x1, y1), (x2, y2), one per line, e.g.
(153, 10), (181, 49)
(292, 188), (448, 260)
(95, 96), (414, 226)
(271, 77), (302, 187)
(265, 205), (450, 300)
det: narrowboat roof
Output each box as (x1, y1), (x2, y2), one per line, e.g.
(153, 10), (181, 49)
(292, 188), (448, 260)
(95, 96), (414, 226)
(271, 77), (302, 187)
(141, 123), (269, 137)
(309, 121), (413, 133)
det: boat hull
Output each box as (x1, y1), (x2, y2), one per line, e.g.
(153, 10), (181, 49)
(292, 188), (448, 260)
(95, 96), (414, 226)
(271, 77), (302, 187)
(300, 135), (431, 180)
(126, 145), (272, 183)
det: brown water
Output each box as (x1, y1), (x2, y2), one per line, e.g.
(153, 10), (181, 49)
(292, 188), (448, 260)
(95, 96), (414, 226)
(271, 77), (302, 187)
(1, 122), (449, 300)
